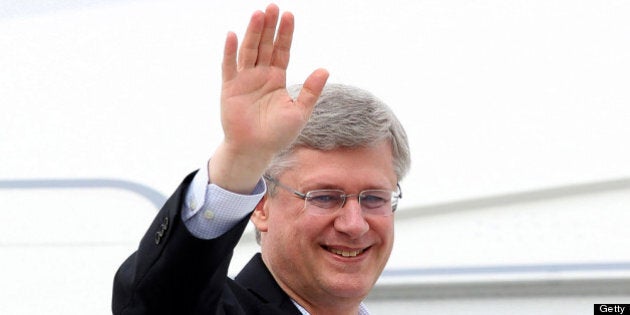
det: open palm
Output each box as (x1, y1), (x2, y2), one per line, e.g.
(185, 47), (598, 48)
(209, 4), (328, 193)
(220, 5), (329, 159)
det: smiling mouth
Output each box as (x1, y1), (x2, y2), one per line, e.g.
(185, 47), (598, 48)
(324, 246), (368, 257)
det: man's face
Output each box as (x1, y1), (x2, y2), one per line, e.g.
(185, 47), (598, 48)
(252, 141), (397, 308)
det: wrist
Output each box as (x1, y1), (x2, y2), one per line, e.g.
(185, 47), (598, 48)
(208, 142), (273, 194)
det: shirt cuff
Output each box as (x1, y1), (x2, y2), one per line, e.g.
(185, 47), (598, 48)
(181, 161), (267, 239)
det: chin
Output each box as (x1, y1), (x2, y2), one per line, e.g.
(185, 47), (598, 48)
(324, 277), (374, 299)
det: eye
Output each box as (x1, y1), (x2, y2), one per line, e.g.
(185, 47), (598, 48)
(360, 191), (390, 209)
(306, 191), (343, 209)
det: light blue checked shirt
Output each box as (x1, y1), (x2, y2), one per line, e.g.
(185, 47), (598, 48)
(180, 163), (370, 315)
(180, 164), (266, 239)
(291, 299), (370, 315)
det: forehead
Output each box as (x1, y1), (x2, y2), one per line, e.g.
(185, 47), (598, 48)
(283, 141), (397, 188)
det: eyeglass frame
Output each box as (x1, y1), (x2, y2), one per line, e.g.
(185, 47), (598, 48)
(263, 175), (402, 216)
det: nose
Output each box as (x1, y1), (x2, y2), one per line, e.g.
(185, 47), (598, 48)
(333, 198), (369, 238)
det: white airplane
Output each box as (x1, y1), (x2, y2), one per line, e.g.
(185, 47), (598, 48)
(1, 1), (629, 314)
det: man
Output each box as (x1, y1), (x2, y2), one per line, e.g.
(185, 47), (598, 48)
(112, 4), (410, 315)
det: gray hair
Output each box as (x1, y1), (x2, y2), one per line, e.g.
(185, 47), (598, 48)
(265, 83), (410, 180)
(256, 83), (411, 243)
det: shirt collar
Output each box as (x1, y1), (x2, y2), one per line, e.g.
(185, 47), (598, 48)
(291, 299), (370, 315)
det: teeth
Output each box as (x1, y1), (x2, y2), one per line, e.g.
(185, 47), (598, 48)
(329, 248), (364, 257)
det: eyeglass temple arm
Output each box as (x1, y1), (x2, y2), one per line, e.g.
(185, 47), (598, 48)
(263, 175), (307, 199)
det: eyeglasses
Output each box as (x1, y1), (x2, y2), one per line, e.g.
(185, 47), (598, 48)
(263, 175), (402, 216)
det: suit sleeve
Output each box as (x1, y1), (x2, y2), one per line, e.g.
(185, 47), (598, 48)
(112, 172), (251, 315)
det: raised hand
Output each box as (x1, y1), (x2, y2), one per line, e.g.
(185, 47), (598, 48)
(210, 4), (329, 193)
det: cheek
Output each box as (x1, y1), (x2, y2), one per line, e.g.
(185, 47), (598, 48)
(371, 218), (395, 246)
(270, 214), (334, 250)
(265, 198), (313, 239)
(369, 216), (394, 232)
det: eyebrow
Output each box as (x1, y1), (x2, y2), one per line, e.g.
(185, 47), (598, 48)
(302, 181), (394, 192)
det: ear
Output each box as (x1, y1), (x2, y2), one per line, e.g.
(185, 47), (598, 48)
(250, 195), (269, 232)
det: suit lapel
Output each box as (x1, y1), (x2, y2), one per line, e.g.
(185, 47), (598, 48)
(234, 253), (302, 315)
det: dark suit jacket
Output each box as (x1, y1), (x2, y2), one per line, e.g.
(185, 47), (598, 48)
(112, 172), (302, 314)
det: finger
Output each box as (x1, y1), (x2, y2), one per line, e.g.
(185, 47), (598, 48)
(271, 11), (294, 70)
(238, 10), (265, 69)
(295, 68), (329, 116)
(256, 4), (280, 66)
(222, 32), (238, 82)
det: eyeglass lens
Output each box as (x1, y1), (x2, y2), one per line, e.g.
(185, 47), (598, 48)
(304, 190), (395, 215)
